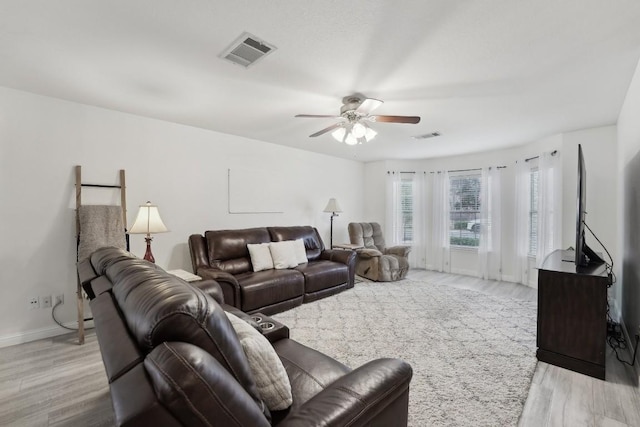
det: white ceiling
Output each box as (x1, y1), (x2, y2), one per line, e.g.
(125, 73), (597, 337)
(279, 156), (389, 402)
(2, 1), (640, 162)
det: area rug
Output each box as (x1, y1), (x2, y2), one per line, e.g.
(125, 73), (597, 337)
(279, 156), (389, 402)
(272, 278), (537, 427)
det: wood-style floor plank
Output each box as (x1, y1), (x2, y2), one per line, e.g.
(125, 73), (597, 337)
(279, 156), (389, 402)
(0, 269), (639, 426)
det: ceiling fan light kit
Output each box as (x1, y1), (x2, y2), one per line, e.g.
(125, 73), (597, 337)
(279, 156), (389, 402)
(296, 95), (420, 145)
(330, 122), (378, 145)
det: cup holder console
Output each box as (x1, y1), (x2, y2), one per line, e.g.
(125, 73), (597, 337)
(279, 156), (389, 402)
(249, 313), (289, 342)
(259, 321), (275, 331)
(251, 314), (275, 331)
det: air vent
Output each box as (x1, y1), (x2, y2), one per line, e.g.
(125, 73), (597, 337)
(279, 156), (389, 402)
(412, 132), (441, 139)
(220, 32), (277, 68)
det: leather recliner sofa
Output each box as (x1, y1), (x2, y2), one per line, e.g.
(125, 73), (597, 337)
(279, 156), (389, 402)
(189, 226), (355, 315)
(77, 247), (413, 427)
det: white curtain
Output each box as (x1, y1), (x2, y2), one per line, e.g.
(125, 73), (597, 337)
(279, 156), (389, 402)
(429, 171), (450, 272)
(514, 160), (531, 285)
(385, 171), (427, 268)
(385, 171), (402, 245)
(478, 167), (502, 280)
(536, 151), (562, 267)
(410, 172), (427, 268)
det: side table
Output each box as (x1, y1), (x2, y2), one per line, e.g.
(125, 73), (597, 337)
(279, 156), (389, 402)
(167, 269), (202, 282)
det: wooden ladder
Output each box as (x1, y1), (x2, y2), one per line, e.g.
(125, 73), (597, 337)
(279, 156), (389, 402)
(74, 165), (127, 344)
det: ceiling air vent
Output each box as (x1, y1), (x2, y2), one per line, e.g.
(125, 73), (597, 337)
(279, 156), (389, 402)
(412, 132), (441, 140)
(220, 32), (276, 68)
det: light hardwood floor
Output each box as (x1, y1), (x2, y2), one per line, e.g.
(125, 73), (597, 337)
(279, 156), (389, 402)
(1, 270), (639, 426)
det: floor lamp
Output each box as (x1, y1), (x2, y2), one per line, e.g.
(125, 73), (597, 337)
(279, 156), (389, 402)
(129, 201), (169, 263)
(323, 198), (342, 249)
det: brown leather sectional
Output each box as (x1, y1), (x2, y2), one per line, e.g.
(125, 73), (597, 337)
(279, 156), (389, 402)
(78, 246), (412, 427)
(189, 226), (356, 315)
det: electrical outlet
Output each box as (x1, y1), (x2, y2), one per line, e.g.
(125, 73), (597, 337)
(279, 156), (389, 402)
(55, 294), (64, 306)
(41, 295), (52, 309)
(29, 297), (40, 310)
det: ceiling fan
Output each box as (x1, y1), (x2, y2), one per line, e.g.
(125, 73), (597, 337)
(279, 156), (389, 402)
(295, 95), (421, 145)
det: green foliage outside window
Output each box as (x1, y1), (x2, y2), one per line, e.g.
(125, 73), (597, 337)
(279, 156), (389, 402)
(449, 174), (481, 247)
(450, 237), (480, 246)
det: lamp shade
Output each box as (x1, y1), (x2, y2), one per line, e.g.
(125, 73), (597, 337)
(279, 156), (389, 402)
(323, 198), (343, 213)
(129, 201), (168, 235)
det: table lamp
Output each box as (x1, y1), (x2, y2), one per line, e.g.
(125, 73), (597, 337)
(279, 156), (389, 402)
(129, 201), (168, 263)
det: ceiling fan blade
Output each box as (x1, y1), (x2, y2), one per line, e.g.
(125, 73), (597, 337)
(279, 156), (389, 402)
(309, 123), (342, 137)
(295, 114), (339, 119)
(371, 115), (421, 124)
(356, 98), (383, 114)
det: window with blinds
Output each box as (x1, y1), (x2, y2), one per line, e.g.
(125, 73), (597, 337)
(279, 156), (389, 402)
(529, 168), (539, 256)
(396, 176), (414, 243)
(449, 173), (481, 247)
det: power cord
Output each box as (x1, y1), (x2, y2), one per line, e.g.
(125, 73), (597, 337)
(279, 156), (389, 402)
(607, 321), (640, 366)
(584, 221), (637, 365)
(606, 299), (638, 366)
(583, 221), (616, 287)
(51, 300), (94, 331)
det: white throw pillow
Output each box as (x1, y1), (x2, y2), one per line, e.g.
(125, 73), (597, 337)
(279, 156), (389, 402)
(269, 241), (298, 269)
(247, 243), (274, 272)
(293, 239), (308, 264)
(225, 312), (293, 411)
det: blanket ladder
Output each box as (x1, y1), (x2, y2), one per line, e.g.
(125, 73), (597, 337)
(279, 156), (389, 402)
(75, 165), (127, 344)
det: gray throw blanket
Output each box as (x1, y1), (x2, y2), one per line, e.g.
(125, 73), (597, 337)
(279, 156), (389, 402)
(77, 205), (126, 261)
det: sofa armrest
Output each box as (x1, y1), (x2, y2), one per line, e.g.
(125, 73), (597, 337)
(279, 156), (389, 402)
(196, 267), (241, 308)
(189, 279), (224, 305)
(385, 246), (411, 257)
(356, 248), (383, 259)
(223, 304), (260, 331)
(188, 234), (209, 273)
(320, 249), (355, 266)
(320, 249), (356, 288)
(278, 358), (412, 427)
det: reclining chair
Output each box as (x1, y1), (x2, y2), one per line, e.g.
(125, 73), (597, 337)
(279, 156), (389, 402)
(348, 222), (411, 282)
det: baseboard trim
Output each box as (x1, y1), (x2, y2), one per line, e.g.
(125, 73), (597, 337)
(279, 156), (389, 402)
(0, 321), (91, 348)
(500, 274), (517, 283)
(450, 267), (477, 277)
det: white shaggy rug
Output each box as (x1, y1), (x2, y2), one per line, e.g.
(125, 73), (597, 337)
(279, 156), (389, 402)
(272, 278), (537, 427)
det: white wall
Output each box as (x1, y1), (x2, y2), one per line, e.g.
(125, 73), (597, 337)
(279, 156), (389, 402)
(560, 126), (619, 306)
(617, 58), (640, 353)
(0, 86), (364, 346)
(363, 128), (618, 287)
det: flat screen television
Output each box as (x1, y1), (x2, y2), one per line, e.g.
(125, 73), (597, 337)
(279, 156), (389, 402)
(575, 144), (605, 267)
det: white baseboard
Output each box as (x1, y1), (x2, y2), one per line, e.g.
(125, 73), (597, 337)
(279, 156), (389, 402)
(0, 320), (91, 348)
(500, 274), (517, 283)
(450, 267), (478, 277)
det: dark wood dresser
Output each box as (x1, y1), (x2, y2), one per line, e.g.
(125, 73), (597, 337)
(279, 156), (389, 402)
(537, 249), (608, 379)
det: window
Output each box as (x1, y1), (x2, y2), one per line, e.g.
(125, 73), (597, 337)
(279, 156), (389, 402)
(396, 175), (414, 243)
(529, 168), (539, 256)
(449, 173), (481, 247)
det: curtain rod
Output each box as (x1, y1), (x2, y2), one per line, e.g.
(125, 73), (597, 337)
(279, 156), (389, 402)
(387, 166), (506, 174)
(525, 150), (558, 162)
(437, 166), (507, 173)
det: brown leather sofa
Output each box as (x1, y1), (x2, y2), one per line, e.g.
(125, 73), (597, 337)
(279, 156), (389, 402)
(77, 247), (412, 427)
(189, 226), (355, 315)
